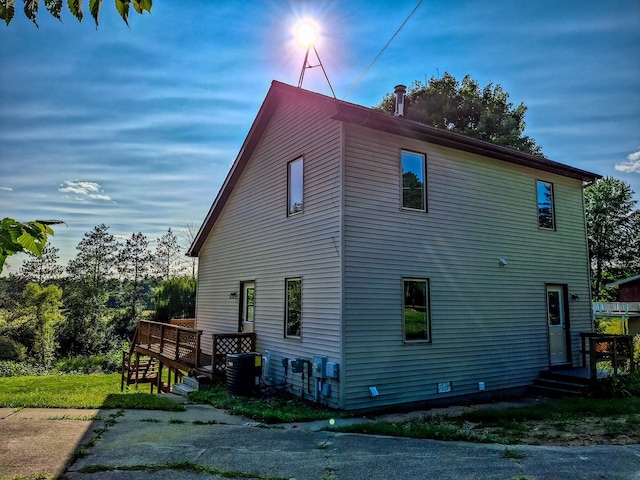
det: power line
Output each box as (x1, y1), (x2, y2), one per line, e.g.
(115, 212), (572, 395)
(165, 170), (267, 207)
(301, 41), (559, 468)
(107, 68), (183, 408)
(343, 0), (424, 100)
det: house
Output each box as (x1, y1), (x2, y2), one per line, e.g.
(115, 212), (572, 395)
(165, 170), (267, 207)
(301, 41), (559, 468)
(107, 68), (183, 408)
(187, 80), (600, 411)
(593, 274), (640, 336)
(606, 274), (640, 303)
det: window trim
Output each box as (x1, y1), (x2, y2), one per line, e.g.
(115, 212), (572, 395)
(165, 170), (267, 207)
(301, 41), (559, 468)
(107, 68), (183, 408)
(284, 277), (302, 339)
(536, 180), (556, 231)
(401, 149), (427, 212)
(287, 156), (304, 216)
(402, 277), (431, 344)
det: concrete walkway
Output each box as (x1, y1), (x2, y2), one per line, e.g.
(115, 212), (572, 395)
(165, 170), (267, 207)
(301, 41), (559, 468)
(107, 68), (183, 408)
(1, 399), (640, 480)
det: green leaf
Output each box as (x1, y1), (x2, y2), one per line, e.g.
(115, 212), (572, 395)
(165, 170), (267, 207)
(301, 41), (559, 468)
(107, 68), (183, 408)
(0, 220), (25, 243)
(0, 231), (22, 256)
(17, 228), (47, 257)
(44, 0), (62, 20)
(132, 0), (150, 14)
(89, 0), (102, 26)
(115, 0), (128, 26)
(0, 0), (17, 26)
(23, 0), (39, 27)
(67, 0), (82, 22)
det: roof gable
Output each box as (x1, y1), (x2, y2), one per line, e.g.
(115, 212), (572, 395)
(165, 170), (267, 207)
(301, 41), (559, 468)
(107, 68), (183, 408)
(188, 80), (600, 256)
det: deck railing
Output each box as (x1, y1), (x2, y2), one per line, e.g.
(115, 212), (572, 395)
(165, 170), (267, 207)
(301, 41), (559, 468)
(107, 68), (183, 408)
(126, 321), (259, 387)
(593, 302), (640, 315)
(135, 320), (202, 370)
(169, 318), (196, 329)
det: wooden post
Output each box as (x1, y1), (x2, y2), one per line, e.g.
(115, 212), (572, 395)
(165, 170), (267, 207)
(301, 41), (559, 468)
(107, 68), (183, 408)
(196, 330), (202, 369)
(156, 362), (163, 394)
(159, 323), (166, 354)
(611, 337), (616, 376)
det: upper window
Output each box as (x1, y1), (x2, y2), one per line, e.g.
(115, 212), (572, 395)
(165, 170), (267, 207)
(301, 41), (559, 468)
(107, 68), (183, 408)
(403, 278), (431, 343)
(401, 150), (426, 211)
(285, 278), (302, 338)
(536, 180), (555, 230)
(288, 157), (304, 216)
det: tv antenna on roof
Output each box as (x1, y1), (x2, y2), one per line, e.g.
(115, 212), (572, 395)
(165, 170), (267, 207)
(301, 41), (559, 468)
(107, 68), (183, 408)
(295, 20), (336, 98)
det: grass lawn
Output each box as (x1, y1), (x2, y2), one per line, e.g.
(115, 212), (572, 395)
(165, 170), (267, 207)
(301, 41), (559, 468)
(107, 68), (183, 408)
(2, 371), (638, 446)
(0, 373), (184, 411)
(335, 396), (640, 445)
(190, 384), (344, 423)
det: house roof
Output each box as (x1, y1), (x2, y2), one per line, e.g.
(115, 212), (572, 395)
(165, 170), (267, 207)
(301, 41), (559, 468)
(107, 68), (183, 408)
(606, 274), (640, 288)
(187, 80), (601, 256)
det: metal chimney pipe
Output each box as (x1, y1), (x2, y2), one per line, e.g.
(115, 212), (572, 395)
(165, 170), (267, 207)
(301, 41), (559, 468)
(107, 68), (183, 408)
(394, 84), (406, 117)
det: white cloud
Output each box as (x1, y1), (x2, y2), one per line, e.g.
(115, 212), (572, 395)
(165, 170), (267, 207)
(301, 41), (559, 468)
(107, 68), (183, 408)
(615, 150), (640, 174)
(0, 187), (13, 191)
(59, 180), (113, 202)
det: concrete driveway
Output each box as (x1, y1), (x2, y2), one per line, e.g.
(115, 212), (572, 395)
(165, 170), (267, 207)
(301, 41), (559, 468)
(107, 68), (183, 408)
(2, 403), (640, 480)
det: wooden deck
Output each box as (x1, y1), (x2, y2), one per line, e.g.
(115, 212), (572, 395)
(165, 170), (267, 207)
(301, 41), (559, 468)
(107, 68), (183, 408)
(121, 320), (256, 392)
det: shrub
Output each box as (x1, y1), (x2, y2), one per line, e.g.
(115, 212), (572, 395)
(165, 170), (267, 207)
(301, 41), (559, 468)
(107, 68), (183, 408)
(588, 371), (640, 398)
(0, 337), (26, 361)
(0, 361), (50, 377)
(55, 344), (126, 374)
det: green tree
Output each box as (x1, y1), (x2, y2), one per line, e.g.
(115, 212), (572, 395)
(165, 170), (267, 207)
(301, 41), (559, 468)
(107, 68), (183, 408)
(117, 232), (152, 325)
(378, 73), (543, 156)
(18, 245), (64, 285)
(57, 278), (110, 356)
(152, 276), (196, 323)
(154, 228), (184, 280)
(1, 0), (152, 28)
(0, 218), (62, 273)
(67, 224), (119, 287)
(23, 283), (63, 368)
(62, 224), (119, 354)
(585, 177), (640, 300)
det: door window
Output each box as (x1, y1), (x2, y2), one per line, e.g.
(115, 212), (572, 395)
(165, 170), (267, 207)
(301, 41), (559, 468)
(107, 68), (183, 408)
(547, 289), (563, 326)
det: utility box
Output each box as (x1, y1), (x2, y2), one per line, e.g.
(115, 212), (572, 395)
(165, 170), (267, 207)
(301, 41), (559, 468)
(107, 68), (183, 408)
(325, 362), (339, 379)
(291, 358), (305, 373)
(312, 356), (327, 378)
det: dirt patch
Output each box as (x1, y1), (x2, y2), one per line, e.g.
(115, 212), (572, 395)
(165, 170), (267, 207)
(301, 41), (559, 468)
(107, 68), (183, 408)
(482, 414), (640, 446)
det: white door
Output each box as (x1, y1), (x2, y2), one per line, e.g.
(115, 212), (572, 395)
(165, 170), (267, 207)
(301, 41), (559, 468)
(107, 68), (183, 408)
(547, 286), (568, 365)
(241, 282), (255, 333)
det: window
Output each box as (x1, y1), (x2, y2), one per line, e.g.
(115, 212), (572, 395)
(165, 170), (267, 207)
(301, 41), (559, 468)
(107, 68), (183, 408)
(536, 180), (555, 230)
(403, 278), (430, 342)
(288, 157), (304, 215)
(401, 150), (426, 211)
(285, 278), (302, 338)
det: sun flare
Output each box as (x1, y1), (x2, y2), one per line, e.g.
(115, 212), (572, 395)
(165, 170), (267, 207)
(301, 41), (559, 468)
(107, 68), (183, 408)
(294, 19), (319, 48)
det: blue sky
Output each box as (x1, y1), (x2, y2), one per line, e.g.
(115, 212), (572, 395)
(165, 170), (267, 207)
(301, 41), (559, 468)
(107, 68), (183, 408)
(1, 0), (639, 271)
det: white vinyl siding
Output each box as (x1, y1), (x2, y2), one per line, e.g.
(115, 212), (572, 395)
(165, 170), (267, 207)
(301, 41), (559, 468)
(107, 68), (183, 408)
(196, 94), (343, 407)
(342, 123), (592, 410)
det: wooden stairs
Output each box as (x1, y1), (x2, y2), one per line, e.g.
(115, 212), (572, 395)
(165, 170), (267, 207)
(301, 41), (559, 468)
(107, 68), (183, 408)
(120, 319), (258, 396)
(120, 349), (160, 393)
